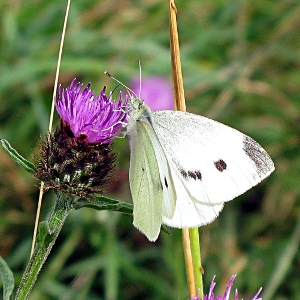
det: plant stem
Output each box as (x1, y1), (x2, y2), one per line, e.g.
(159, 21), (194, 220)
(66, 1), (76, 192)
(168, 0), (203, 298)
(168, 0), (186, 112)
(31, 0), (72, 258)
(15, 191), (74, 300)
(190, 228), (203, 299)
(182, 228), (196, 296)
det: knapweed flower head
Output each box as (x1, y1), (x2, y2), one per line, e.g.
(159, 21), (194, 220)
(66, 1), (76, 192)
(35, 79), (129, 197)
(131, 76), (174, 110)
(194, 275), (262, 300)
(56, 78), (128, 144)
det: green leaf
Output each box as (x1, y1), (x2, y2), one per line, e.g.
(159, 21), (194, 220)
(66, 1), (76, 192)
(0, 139), (36, 174)
(74, 195), (171, 235)
(0, 256), (15, 300)
(74, 196), (133, 215)
(37, 221), (56, 247)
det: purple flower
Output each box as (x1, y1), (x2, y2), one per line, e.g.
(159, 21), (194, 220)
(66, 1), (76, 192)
(56, 79), (129, 144)
(194, 275), (262, 300)
(34, 79), (129, 197)
(131, 76), (174, 110)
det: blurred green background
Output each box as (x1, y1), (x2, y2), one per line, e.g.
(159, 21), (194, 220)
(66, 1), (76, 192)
(0, 0), (299, 299)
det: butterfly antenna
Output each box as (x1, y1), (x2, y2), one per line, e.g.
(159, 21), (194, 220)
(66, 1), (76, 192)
(111, 84), (121, 95)
(104, 71), (137, 98)
(138, 61), (142, 99)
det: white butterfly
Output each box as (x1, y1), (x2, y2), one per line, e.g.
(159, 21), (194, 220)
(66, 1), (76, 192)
(126, 95), (275, 242)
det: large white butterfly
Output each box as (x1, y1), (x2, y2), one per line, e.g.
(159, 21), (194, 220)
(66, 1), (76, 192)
(126, 95), (275, 242)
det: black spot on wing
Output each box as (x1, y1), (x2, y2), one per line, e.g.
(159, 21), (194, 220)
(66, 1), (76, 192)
(180, 169), (188, 178)
(242, 136), (273, 175)
(164, 176), (168, 188)
(214, 159), (227, 172)
(180, 169), (202, 180)
(189, 170), (202, 180)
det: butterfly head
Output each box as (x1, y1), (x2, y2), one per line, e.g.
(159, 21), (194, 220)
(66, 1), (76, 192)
(129, 96), (148, 121)
(104, 69), (152, 127)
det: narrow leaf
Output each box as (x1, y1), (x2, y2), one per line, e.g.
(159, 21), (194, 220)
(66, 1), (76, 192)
(75, 196), (133, 215)
(0, 256), (15, 300)
(75, 196), (171, 235)
(0, 139), (36, 174)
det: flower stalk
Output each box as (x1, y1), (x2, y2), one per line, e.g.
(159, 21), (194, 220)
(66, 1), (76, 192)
(190, 228), (203, 298)
(15, 191), (75, 300)
(168, 0), (203, 297)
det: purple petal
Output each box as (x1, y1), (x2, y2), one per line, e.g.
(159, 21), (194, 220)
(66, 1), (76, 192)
(252, 287), (263, 300)
(203, 275), (263, 300)
(56, 79), (129, 144)
(223, 275), (237, 300)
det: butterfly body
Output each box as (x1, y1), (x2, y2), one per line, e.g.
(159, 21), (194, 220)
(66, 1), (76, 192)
(128, 97), (274, 241)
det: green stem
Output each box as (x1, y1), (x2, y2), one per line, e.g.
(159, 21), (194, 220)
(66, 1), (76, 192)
(15, 191), (74, 300)
(189, 228), (203, 298)
(105, 215), (119, 300)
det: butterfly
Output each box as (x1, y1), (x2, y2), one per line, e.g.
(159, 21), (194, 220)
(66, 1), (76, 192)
(126, 95), (274, 241)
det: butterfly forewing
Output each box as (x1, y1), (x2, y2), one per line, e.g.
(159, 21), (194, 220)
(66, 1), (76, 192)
(162, 165), (225, 227)
(152, 110), (274, 227)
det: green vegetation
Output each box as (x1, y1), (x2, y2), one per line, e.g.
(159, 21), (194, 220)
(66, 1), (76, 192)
(0, 0), (299, 299)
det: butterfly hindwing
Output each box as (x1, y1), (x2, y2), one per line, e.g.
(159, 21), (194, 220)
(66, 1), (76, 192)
(129, 116), (176, 241)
